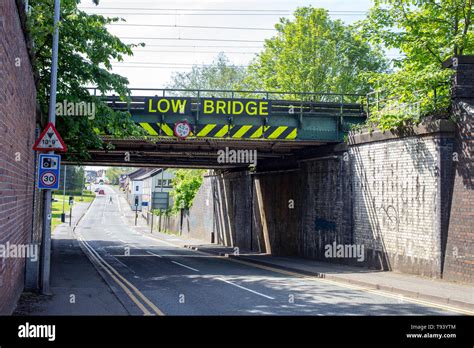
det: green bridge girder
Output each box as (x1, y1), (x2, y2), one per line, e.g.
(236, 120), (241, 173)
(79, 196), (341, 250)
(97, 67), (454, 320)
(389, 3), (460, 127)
(99, 88), (367, 143)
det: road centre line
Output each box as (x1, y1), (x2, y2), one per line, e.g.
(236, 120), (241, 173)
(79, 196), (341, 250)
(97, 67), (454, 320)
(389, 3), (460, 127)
(216, 277), (275, 300)
(171, 260), (199, 272)
(146, 250), (163, 258)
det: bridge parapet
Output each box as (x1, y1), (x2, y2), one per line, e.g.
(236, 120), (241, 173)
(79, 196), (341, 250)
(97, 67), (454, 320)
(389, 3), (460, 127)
(91, 88), (367, 142)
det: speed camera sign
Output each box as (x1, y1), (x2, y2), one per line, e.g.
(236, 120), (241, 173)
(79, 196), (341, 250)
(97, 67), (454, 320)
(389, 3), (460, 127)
(37, 154), (61, 190)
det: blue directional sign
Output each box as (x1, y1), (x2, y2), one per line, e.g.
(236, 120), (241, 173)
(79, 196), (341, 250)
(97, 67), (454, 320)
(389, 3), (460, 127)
(38, 154), (61, 190)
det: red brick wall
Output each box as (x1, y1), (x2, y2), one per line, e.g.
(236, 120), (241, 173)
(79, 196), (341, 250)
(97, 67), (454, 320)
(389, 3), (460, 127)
(0, 0), (38, 314)
(443, 57), (474, 283)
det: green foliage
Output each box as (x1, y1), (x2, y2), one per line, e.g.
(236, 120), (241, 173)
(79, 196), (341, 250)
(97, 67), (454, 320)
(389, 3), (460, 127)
(105, 167), (131, 185)
(166, 53), (247, 96)
(152, 208), (172, 217)
(242, 7), (388, 97)
(361, 0), (473, 130)
(57, 165), (84, 192)
(170, 169), (206, 212)
(28, 0), (146, 161)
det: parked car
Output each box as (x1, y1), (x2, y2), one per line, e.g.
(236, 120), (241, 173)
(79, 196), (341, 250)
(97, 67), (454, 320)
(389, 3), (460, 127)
(94, 188), (100, 192)
(98, 189), (105, 195)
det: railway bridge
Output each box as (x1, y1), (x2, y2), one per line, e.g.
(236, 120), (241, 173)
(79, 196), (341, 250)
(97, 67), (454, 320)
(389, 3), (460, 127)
(79, 88), (367, 168)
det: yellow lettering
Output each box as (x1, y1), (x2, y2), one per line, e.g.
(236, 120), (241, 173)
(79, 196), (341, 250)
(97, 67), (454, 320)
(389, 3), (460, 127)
(203, 100), (214, 114)
(157, 99), (170, 113)
(216, 101), (226, 115)
(232, 101), (244, 114)
(148, 99), (157, 113)
(259, 102), (269, 116)
(246, 101), (257, 115)
(172, 99), (187, 114)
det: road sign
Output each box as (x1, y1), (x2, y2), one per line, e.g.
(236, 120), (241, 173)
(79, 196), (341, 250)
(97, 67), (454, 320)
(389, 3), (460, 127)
(174, 120), (191, 139)
(33, 122), (68, 152)
(38, 154), (61, 190)
(152, 192), (169, 210)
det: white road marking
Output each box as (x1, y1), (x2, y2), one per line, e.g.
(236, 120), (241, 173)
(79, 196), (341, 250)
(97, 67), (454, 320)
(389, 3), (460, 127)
(216, 278), (275, 300)
(171, 260), (199, 272)
(141, 234), (180, 247)
(146, 250), (163, 258)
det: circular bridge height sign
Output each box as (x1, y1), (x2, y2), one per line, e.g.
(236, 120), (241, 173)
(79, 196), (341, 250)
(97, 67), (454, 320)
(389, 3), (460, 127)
(174, 121), (191, 139)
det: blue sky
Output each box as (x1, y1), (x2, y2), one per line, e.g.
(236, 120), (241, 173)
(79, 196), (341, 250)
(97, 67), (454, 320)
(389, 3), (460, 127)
(79, 0), (374, 90)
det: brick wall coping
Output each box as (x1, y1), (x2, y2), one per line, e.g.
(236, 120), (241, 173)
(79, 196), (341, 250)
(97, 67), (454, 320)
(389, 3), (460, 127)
(347, 119), (455, 146)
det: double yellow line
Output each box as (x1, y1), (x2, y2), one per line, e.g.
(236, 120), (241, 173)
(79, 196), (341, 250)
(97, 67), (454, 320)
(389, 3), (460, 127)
(75, 230), (164, 316)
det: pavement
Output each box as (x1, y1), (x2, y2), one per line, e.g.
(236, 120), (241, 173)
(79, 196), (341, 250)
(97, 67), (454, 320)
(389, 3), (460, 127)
(14, 198), (128, 315)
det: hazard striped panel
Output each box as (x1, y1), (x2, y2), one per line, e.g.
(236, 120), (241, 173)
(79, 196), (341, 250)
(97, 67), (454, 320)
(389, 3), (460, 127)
(138, 122), (193, 137)
(264, 126), (297, 140)
(137, 123), (297, 140)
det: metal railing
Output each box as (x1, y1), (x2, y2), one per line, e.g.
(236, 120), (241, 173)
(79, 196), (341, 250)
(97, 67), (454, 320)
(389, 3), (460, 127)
(366, 84), (451, 120)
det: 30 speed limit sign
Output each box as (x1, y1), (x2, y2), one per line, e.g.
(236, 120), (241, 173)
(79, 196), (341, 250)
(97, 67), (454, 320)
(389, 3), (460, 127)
(40, 172), (57, 187)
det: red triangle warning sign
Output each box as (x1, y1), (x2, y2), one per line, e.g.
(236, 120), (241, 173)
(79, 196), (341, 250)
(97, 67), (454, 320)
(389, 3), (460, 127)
(33, 122), (68, 152)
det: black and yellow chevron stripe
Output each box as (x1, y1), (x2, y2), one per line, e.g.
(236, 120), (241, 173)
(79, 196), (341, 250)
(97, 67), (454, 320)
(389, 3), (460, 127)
(138, 123), (297, 140)
(138, 122), (195, 137)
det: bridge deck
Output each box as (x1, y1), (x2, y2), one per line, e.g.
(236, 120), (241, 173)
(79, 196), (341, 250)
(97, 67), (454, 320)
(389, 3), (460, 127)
(74, 89), (366, 168)
(99, 89), (367, 142)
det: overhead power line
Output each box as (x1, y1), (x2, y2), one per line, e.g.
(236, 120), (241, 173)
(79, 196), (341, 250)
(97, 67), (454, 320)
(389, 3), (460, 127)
(113, 62), (248, 67)
(139, 44), (263, 48)
(113, 65), (195, 69)
(82, 7), (367, 14)
(85, 12), (367, 16)
(121, 37), (265, 43)
(134, 50), (257, 54)
(110, 23), (276, 31)
(82, 9), (368, 16)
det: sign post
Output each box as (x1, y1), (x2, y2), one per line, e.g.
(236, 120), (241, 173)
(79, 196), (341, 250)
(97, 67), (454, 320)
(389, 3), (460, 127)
(61, 165), (67, 223)
(69, 196), (74, 226)
(34, 0), (63, 294)
(134, 196), (139, 226)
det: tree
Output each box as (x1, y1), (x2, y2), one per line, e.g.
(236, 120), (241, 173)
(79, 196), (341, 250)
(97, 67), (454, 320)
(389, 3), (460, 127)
(57, 165), (84, 194)
(28, 0), (145, 161)
(166, 53), (247, 96)
(361, 0), (474, 129)
(106, 167), (132, 185)
(243, 7), (388, 98)
(170, 169), (206, 212)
